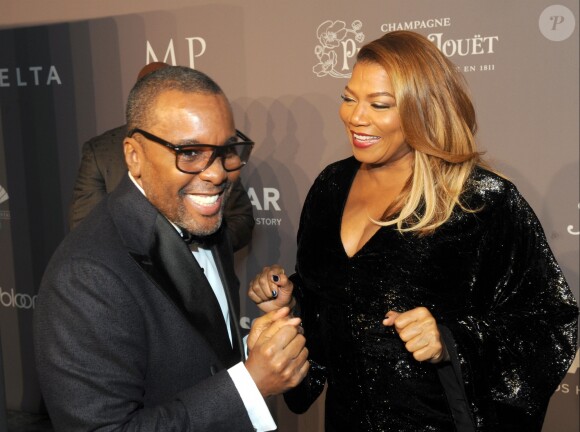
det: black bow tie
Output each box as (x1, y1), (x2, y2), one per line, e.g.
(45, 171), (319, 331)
(180, 227), (221, 248)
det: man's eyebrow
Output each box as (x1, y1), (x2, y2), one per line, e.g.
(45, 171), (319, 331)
(175, 134), (237, 146)
(175, 138), (202, 146)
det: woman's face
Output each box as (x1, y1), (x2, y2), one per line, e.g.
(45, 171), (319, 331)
(339, 61), (411, 167)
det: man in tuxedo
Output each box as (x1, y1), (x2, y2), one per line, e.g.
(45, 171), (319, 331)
(69, 62), (255, 252)
(34, 66), (308, 431)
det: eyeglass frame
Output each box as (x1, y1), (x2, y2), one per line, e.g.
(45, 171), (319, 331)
(128, 127), (254, 174)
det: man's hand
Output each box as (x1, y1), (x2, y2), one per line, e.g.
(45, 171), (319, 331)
(245, 308), (309, 397)
(383, 307), (449, 363)
(248, 265), (295, 313)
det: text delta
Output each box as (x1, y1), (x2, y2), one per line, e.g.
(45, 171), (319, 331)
(0, 66), (62, 87)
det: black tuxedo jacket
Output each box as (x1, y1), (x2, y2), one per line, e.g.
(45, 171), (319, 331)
(35, 176), (255, 431)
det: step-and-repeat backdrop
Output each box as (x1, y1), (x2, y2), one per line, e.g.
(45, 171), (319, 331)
(0, 0), (578, 430)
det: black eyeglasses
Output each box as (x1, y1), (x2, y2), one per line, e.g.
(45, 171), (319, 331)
(129, 128), (254, 174)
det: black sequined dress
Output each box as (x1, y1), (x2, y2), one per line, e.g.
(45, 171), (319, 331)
(284, 157), (578, 432)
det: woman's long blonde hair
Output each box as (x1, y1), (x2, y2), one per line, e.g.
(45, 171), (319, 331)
(358, 31), (485, 235)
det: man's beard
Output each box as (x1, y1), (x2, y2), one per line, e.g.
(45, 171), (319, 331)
(175, 182), (232, 236)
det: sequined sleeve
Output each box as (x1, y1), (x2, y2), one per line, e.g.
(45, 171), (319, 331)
(441, 177), (578, 430)
(283, 272), (328, 414)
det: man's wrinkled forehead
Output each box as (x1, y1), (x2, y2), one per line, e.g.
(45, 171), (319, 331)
(144, 90), (235, 145)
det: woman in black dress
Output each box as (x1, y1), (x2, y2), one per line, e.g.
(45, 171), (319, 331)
(249, 31), (578, 431)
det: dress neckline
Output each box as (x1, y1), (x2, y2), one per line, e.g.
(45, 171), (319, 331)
(338, 158), (387, 259)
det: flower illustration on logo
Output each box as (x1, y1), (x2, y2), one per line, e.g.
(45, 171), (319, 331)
(313, 20), (365, 78)
(318, 21), (348, 48)
(313, 50), (338, 77)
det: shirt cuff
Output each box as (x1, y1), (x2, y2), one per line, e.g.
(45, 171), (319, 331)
(228, 362), (277, 432)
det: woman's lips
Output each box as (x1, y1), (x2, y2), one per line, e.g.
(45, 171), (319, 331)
(351, 131), (381, 148)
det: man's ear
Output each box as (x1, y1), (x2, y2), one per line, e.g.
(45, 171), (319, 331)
(124, 137), (143, 179)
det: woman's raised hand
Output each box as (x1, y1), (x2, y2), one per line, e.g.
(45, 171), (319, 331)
(248, 265), (296, 313)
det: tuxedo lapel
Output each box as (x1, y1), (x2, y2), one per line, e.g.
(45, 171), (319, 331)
(131, 214), (235, 366)
(211, 240), (244, 363)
